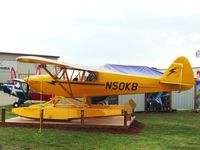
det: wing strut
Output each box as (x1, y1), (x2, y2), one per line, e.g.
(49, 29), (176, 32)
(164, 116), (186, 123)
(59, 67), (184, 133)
(65, 67), (74, 98)
(42, 65), (83, 104)
(42, 65), (74, 98)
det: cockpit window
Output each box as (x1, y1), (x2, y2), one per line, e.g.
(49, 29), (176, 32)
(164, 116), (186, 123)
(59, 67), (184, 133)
(85, 72), (97, 81)
(21, 82), (28, 93)
(50, 66), (97, 82)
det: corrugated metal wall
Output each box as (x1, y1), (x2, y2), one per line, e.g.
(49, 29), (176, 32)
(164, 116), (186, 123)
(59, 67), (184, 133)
(172, 87), (194, 110)
(17, 62), (37, 79)
(118, 87), (195, 111)
(119, 94), (145, 112)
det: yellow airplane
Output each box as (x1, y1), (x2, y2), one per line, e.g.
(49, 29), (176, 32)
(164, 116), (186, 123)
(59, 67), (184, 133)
(12, 56), (194, 120)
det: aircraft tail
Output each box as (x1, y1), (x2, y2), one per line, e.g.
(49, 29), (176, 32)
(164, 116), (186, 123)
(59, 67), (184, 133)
(160, 56), (194, 91)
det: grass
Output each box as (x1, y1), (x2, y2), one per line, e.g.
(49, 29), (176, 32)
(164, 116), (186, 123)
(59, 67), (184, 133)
(0, 106), (200, 150)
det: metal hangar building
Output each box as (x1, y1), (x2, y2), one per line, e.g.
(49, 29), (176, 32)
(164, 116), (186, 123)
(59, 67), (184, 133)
(0, 52), (59, 84)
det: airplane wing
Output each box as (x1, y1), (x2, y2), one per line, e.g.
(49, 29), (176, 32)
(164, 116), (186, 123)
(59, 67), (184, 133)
(16, 56), (163, 77)
(17, 56), (67, 67)
(13, 78), (26, 83)
(16, 56), (101, 72)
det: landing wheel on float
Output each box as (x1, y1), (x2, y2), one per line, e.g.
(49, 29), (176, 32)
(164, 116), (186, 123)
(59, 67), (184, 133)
(13, 102), (20, 108)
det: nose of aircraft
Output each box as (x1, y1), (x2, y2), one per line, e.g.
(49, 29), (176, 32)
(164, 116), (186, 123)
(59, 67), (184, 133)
(24, 75), (51, 82)
(23, 75), (52, 91)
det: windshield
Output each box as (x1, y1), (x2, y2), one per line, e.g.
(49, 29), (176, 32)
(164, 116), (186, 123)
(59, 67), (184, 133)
(49, 66), (97, 82)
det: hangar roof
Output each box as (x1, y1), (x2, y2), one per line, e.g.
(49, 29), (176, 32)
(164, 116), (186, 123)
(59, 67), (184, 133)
(0, 52), (60, 59)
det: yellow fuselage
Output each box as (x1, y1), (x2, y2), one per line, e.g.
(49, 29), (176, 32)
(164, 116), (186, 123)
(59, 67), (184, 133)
(26, 71), (191, 98)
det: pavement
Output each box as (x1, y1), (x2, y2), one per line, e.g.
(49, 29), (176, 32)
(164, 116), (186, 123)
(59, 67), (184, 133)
(0, 91), (17, 106)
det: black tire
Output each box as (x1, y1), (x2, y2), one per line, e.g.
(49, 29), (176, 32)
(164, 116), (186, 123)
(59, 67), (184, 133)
(13, 102), (20, 108)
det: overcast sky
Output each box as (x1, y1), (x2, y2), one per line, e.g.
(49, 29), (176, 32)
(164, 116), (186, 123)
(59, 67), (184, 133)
(0, 0), (199, 68)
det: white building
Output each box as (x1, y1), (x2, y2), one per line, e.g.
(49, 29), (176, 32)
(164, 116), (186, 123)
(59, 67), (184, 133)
(0, 52), (59, 84)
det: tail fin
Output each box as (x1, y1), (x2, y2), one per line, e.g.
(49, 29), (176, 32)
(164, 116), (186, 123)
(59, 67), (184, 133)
(160, 56), (194, 91)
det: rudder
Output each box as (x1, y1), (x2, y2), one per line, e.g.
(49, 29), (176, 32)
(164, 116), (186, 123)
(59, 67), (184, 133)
(160, 56), (194, 90)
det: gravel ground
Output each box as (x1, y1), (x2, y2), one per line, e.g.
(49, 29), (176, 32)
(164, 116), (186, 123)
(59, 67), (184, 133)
(0, 91), (17, 106)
